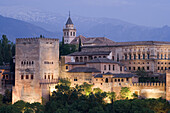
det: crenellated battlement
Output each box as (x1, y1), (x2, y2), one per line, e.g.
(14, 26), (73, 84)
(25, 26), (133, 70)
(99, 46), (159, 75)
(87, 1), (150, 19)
(132, 82), (165, 87)
(16, 37), (59, 43)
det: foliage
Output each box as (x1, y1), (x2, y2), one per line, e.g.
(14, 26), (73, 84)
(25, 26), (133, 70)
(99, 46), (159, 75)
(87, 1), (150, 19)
(79, 82), (93, 95)
(0, 80), (169, 113)
(59, 42), (77, 57)
(120, 87), (131, 99)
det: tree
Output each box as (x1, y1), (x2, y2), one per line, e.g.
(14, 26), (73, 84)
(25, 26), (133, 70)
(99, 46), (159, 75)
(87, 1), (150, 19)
(80, 82), (93, 95)
(78, 37), (81, 52)
(3, 89), (12, 104)
(120, 87), (131, 99)
(107, 92), (116, 103)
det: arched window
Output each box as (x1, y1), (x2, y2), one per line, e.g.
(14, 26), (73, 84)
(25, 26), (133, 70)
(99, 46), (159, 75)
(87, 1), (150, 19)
(21, 61), (23, 65)
(26, 75), (29, 79)
(27, 61), (29, 65)
(48, 75), (50, 79)
(29, 61), (31, 65)
(21, 75), (24, 79)
(105, 78), (108, 83)
(31, 75), (34, 79)
(32, 61), (34, 64)
(44, 75), (46, 79)
(75, 57), (79, 62)
(52, 74), (53, 79)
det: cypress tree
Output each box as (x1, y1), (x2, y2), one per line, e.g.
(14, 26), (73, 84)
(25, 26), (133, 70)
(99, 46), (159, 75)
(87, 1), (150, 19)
(78, 38), (81, 52)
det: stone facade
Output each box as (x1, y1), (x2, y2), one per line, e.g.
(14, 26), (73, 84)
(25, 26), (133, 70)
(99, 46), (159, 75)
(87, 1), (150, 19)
(12, 38), (59, 104)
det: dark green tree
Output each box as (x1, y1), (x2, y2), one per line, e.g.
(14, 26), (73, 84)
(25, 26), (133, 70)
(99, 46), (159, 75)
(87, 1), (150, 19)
(78, 37), (81, 52)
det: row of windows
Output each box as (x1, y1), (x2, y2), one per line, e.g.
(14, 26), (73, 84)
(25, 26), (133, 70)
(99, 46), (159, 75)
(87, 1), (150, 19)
(96, 78), (129, 83)
(21, 74), (34, 80)
(104, 65), (122, 71)
(21, 61), (34, 65)
(158, 67), (170, 70)
(125, 54), (150, 60)
(158, 62), (170, 64)
(64, 32), (76, 36)
(128, 66), (150, 71)
(44, 73), (54, 79)
(46, 42), (53, 44)
(44, 61), (53, 64)
(129, 62), (150, 64)
(75, 56), (106, 62)
(157, 54), (170, 59)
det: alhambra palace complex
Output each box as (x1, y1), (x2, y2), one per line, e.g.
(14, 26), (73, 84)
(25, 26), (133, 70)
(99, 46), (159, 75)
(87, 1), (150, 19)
(0, 15), (170, 103)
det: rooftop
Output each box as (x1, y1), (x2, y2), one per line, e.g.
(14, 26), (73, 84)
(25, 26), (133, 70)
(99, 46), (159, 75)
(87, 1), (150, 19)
(67, 67), (101, 73)
(82, 41), (170, 48)
(68, 51), (111, 56)
(94, 72), (137, 78)
(87, 58), (124, 65)
(66, 17), (73, 25)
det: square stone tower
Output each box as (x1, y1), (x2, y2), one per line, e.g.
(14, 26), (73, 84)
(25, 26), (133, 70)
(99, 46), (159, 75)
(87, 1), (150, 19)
(12, 38), (59, 104)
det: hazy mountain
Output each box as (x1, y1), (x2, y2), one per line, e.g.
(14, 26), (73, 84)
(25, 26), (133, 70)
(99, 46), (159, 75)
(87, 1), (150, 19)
(0, 6), (170, 42)
(0, 15), (60, 42)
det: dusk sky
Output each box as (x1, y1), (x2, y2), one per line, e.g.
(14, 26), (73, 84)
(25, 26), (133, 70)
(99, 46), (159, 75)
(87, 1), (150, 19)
(0, 0), (170, 27)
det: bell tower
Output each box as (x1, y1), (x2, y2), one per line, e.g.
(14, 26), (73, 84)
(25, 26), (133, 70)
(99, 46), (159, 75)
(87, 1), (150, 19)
(63, 12), (76, 44)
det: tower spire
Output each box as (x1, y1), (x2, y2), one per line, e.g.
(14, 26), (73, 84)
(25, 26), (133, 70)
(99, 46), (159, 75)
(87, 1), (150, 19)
(69, 11), (70, 17)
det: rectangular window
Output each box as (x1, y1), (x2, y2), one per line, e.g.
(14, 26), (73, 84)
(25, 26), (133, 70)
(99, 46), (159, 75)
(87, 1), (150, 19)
(138, 54), (140, 59)
(129, 67), (131, 70)
(120, 67), (122, 71)
(66, 66), (68, 70)
(73, 32), (75, 36)
(147, 66), (149, 70)
(109, 65), (111, 70)
(161, 54), (163, 59)
(31, 75), (34, 79)
(164, 54), (166, 59)
(129, 54), (131, 60)
(157, 53), (159, 59)
(147, 54), (150, 59)
(26, 75), (29, 79)
(113, 65), (115, 71)
(125, 54), (127, 60)
(104, 65), (106, 70)
(126, 78), (129, 81)
(133, 67), (136, 70)
(112, 56), (114, 61)
(21, 75), (24, 79)
(158, 67), (160, 70)
(134, 54), (136, 60)
(117, 54), (119, 62)
(143, 54), (145, 59)
(138, 67), (140, 70)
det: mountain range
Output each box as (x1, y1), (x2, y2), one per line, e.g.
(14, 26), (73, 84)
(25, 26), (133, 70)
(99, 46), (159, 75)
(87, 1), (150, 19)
(0, 6), (170, 42)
